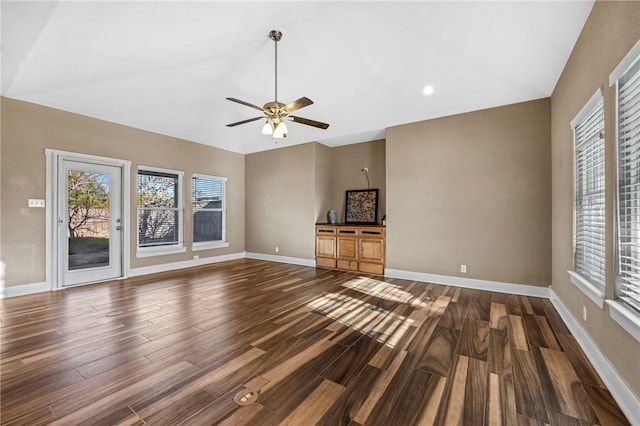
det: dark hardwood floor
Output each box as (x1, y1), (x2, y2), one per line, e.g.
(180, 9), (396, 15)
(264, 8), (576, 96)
(0, 259), (630, 425)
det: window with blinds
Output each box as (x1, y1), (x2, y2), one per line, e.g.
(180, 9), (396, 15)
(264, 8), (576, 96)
(192, 174), (226, 244)
(572, 91), (606, 289)
(137, 169), (183, 248)
(615, 55), (640, 313)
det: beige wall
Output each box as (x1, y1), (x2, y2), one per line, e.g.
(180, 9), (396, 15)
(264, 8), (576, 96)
(315, 143), (333, 224)
(0, 99), (4, 286)
(330, 140), (386, 223)
(386, 99), (551, 286)
(551, 1), (640, 398)
(1, 97), (245, 287)
(245, 140), (386, 259)
(245, 142), (317, 259)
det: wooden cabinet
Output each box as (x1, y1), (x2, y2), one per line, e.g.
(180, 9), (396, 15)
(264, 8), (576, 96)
(315, 225), (385, 275)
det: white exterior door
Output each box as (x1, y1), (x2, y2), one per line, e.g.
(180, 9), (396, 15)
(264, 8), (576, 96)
(59, 159), (123, 287)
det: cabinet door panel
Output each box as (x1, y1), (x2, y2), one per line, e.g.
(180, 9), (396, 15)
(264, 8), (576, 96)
(337, 237), (358, 259)
(359, 238), (384, 262)
(316, 236), (336, 258)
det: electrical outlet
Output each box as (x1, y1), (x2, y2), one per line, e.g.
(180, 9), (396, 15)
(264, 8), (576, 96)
(275, 246), (279, 253)
(460, 264), (467, 273)
(194, 255), (199, 260)
(582, 305), (588, 322)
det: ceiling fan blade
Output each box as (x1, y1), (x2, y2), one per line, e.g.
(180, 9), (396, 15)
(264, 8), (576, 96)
(284, 97), (313, 113)
(226, 97), (265, 112)
(289, 116), (330, 130)
(226, 116), (263, 127)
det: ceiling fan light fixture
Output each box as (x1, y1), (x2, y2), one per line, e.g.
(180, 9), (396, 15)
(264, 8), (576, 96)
(262, 119), (273, 135)
(273, 121), (287, 139)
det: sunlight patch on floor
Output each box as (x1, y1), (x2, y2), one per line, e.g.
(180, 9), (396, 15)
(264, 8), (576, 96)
(342, 276), (428, 308)
(308, 292), (415, 348)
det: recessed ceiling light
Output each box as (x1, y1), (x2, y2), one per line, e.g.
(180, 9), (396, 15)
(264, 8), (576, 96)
(423, 85), (435, 95)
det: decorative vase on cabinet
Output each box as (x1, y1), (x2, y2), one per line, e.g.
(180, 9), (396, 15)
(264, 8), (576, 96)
(328, 209), (337, 224)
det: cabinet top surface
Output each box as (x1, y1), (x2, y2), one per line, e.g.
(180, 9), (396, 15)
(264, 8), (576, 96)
(315, 223), (385, 227)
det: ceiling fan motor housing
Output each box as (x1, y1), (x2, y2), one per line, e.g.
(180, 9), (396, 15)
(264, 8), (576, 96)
(264, 101), (286, 116)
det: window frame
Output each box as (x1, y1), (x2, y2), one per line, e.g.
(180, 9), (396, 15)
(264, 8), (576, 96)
(136, 166), (186, 257)
(191, 173), (229, 251)
(610, 39), (640, 342)
(568, 89), (606, 308)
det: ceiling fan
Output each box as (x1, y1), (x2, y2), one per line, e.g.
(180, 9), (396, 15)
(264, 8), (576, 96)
(225, 30), (329, 139)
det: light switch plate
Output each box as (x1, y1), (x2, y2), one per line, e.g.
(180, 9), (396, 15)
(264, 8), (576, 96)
(28, 199), (45, 208)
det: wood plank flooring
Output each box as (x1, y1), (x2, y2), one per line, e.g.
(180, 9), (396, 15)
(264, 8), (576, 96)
(0, 259), (630, 425)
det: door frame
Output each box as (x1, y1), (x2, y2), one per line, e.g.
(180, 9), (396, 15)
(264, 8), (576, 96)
(46, 149), (131, 290)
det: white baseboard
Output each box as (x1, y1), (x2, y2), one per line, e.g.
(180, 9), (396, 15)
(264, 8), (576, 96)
(550, 289), (640, 425)
(244, 252), (315, 267)
(1, 281), (50, 299)
(128, 252), (245, 277)
(384, 268), (550, 298)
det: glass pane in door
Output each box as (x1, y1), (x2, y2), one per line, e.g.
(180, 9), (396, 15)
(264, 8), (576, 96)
(67, 170), (110, 270)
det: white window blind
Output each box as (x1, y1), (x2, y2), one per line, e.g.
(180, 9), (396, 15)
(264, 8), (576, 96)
(573, 91), (606, 289)
(192, 174), (226, 244)
(137, 168), (183, 248)
(615, 55), (640, 313)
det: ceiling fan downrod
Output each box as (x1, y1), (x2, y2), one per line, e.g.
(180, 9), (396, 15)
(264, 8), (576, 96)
(269, 30), (282, 103)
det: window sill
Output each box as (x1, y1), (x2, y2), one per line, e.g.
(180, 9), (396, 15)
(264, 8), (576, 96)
(136, 246), (187, 258)
(606, 300), (640, 343)
(567, 270), (605, 309)
(192, 241), (230, 251)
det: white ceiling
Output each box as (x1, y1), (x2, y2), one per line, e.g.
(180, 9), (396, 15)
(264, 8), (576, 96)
(1, 1), (594, 154)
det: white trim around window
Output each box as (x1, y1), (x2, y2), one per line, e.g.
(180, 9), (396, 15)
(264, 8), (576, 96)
(567, 270), (605, 309)
(609, 38), (640, 86)
(136, 166), (185, 258)
(611, 39), (640, 335)
(606, 300), (640, 343)
(570, 89), (605, 129)
(569, 89), (606, 307)
(192, 173), (228, 251)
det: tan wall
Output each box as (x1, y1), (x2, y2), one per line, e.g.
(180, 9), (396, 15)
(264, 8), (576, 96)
(245, 140), (386, 259)
(1, 97), (245, 287)
(551, 1), (640, 398)
(330, 140), (386, 223)
(245, 142), (316, 259)
(315, 143), (333, 224)
(0, 99), (4, 287)
(386, 99), (551, 286)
